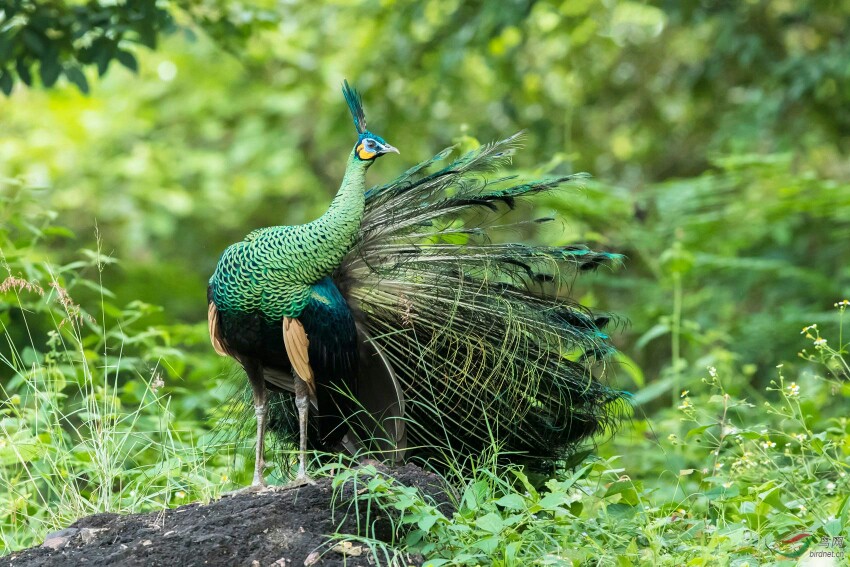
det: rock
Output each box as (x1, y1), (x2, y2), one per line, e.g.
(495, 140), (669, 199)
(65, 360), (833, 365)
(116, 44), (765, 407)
(6, 464), (451, 567)
(42, 529), (79, 541)
(330, 541), (362, 556)
(39, 537), (69, 551)
(77, 529), (105, 545)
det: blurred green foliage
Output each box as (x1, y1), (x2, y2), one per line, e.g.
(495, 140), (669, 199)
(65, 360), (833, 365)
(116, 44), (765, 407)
(1, 0), (849, 559)
(0, 0), (174, 93)
(2, 0), (847, 381)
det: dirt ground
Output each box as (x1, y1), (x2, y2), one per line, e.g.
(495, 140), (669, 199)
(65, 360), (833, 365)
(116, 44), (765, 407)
(5, 464), (452, 567)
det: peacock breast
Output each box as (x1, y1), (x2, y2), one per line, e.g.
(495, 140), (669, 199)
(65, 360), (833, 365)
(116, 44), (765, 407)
(210, 237), (317, 322)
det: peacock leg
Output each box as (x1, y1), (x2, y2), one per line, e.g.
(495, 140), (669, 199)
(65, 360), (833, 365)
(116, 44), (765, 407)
(221, 361), (269, 496)
(290, 375), (316, 486)
(252, 399), (268, 487)
(246, 361), (268, 488)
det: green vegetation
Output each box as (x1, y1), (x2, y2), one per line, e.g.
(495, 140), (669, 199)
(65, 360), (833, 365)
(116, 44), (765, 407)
(335, 332), (850, 564)
(1, 1), (848, 564)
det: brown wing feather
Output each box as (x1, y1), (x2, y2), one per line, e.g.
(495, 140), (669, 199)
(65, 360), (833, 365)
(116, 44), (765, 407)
(283, 317), (316, 398)
(208, 302), (231, 357)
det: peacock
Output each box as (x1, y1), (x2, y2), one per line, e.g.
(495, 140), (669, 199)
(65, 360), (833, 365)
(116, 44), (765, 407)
(208, 81), (626, 488)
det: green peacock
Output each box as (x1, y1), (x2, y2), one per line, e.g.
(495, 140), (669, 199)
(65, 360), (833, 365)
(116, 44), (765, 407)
(208, 81), (626, 487)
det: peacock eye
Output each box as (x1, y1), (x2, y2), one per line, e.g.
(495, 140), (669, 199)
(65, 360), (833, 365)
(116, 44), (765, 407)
(366, 139), (376, 149)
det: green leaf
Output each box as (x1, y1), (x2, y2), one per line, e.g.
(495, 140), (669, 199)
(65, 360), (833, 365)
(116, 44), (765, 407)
(15, 59), (32, 86)
(22, 29), (45, 55)
(605, 480), (639, 504)
(392, 494), (416, 511)
(614, 350), (645, 387)
(660, 241), (694, 275)
(635, 323), (669, 350)
(64, 66), (89, 94)
(0, 69), (11, 95)
(838, 494), (850, 528)
(560, 448), (594, 470)
(461, 480), (490, 513)
(758, 485), (786, 511)
(739, 512), (767, 531)
(474, 512), (504, 534)
(0, 32), (12, 62)
(505, 541), (521, 563)
(449, 554), (479, 564)
(42, 226), (76, 239)
(511, 469), (539, 499)
(417, 513), (439, 532)
(606, 503), (636, 520)
(630, 373), (679, 406)
(40, 58), (61, 87)
(824, 517), (842, 537)
(405, 530), (424, 547)
(474, 536), (500, 554)
(686, 424), (714, 438)
(116, 49), (138, 73)
(569, 500), (583, 516)
(95, 44), (113, 77)
(0, 434), (45, 465)
(494, 494), (525, 510)
(538, 492), (568, 511)
(705, 484), (740, 500)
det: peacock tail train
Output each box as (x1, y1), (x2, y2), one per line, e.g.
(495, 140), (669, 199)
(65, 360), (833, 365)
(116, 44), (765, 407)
(267, 133), (629, 466)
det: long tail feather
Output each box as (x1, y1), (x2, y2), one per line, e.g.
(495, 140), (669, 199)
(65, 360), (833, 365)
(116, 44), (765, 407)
(336, 135), (628, 465)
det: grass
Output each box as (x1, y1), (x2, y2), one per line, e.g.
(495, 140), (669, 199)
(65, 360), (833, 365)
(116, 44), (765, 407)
(329, 313), (849, 565)
(1, 252), (848, 564)
(0, 262), (235, 551)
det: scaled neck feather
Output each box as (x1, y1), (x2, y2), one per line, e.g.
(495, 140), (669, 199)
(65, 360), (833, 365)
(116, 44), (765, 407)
(299, 148), (370, 277)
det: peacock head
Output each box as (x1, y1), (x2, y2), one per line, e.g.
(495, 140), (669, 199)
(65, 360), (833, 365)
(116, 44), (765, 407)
(343, 80), (399, 162)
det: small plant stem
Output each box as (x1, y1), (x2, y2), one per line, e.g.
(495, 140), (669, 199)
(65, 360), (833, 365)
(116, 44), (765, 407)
(710, 392), (729, 482)
(671, 271), (683, 406)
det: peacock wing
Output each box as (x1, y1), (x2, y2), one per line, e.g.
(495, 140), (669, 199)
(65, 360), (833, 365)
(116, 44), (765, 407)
(287, 277), (359, 449)
(282, 317), (316, 398)
(207, 299), (231, 358)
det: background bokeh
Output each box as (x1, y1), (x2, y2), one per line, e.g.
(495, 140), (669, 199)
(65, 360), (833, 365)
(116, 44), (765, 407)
(4, 0), (848, 383)
(1, 0), (849, 559)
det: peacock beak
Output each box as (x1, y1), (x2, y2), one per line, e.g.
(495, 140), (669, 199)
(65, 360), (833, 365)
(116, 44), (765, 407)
(380, 143), (400, 155)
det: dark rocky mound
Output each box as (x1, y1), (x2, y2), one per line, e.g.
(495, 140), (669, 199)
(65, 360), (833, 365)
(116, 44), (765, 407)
(5, 464), (452, 567)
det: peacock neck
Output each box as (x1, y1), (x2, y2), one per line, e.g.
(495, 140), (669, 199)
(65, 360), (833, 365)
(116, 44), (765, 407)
(294, 148), (370, 283)
(320, 148), (369, 245)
